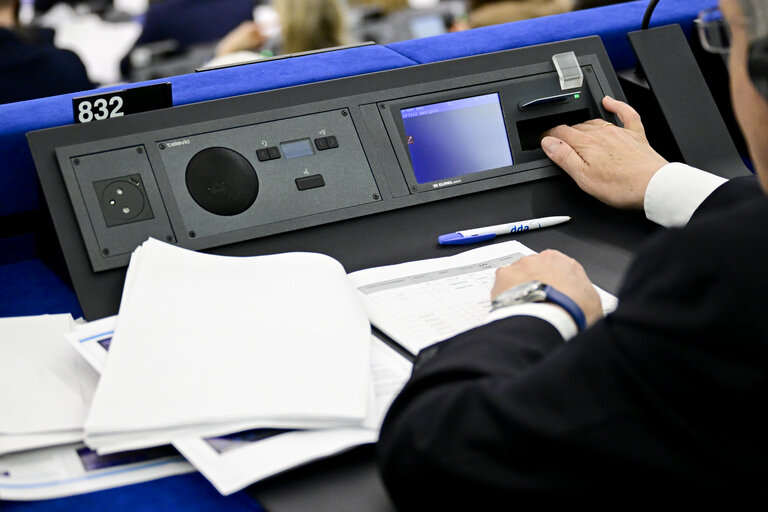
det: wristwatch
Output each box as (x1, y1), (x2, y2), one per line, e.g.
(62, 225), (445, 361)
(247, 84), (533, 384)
(490, 280), (587, 331)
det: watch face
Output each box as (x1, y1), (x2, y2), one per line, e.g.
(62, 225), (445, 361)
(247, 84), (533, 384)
(491, 280), (545, 310)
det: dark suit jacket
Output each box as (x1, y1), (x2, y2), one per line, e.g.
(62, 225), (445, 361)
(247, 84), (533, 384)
(377, 176), (768, 507)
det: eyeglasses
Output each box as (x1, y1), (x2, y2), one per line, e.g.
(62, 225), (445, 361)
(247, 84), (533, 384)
(695, 7), (732, 54)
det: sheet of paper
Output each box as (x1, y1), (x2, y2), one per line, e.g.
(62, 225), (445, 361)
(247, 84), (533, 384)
(64, 316), (117, 373)
(0, 432), (85, 458)
(349, 240), (618, 355)
(0, 314), (98, 436)
(174, 336), (412, 495)
(85, 239), (372, 451)
(0, 442), (193, 500)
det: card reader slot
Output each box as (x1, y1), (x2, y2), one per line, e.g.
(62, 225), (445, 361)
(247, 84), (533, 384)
(516, 109), (590, 151)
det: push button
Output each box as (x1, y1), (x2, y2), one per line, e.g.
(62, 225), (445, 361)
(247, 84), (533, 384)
(314, 137), (329, 150)
(256, 148), (271, 161)
(295, 174), (325, 191)
(257, 146), (281, 161)
(326, 135), (338, 148)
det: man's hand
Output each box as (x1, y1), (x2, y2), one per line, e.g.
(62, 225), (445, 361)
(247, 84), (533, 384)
(491, 250), (603, 327)
(541, 96), (669, 209)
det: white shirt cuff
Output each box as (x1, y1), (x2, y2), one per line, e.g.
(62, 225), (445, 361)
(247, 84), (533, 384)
(484, 303), (578, 341)
(644, 162), (727, 228)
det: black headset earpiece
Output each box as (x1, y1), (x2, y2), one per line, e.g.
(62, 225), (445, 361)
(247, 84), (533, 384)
(748, 36), (768, 101)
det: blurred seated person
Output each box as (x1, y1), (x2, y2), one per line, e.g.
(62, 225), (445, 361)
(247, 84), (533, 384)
(0, 0), (93, 104)
(208, 0), (347, 66)
(120, 0), (255, 78)
(459, 0), (573, 29)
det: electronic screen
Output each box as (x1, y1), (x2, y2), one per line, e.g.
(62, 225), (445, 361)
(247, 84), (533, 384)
(281, 138), (314, 159)
(400, 93), (513, 184)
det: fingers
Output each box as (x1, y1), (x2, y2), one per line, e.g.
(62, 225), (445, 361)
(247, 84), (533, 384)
(602, 96), (644, 134)
(540, 136), (586, 177)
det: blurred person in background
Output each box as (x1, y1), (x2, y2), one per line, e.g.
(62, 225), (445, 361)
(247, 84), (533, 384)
(461, 0), (573, 29)
(120, 0), (255, 78)
(210, 0), (347, 64)
(0, 0), (92, 104)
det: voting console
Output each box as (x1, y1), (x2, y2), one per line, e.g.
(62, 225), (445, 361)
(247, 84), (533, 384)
(29, 37), (622, 320)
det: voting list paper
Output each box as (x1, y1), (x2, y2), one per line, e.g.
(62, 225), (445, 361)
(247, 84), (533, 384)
(84, 239), (372, 453)
(349, 240), (619, 355)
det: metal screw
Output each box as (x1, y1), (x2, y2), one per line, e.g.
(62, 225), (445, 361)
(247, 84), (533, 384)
(159, 143), (165, 150)
(585, 67), (592, 73)
(166, 235), (174, 242)
(341, 110), (348, 117)
(73, 158), (80, 165)
(379, 103), (386, 110)
(137, 147), (144, 154)
(189, 231), (196, 238)
(412, 186), (417, 191)
(102, 248), (110, 256)
(373, 193), (379, 200)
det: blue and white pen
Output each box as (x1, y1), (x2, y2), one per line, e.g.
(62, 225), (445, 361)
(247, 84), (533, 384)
(438, 216), (571, 245)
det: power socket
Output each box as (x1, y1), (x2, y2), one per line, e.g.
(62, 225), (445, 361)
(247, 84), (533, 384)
(93, 174), (154, 227)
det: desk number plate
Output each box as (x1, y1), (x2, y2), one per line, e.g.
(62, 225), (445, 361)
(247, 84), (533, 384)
(73, 83), (172, 124)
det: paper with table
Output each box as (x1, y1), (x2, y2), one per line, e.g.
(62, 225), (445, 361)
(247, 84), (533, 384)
(349, 240), (618, 355)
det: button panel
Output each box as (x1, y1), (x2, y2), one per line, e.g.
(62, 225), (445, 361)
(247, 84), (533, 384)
(256, 146), (281, 161)
(314, 136), (339, 151)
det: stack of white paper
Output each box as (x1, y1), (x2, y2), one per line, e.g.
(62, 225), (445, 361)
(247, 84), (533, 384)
(84, 239), (372, 454)
(0, 314), (98, 456)
(66, 315), (412, 496)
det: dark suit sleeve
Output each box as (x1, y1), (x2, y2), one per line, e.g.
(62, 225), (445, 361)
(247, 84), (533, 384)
(377, 197), (768, 507)
(690, 175), (761, 222)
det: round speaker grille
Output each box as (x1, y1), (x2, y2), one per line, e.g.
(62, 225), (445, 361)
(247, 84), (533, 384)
(185, 147), (259, 216)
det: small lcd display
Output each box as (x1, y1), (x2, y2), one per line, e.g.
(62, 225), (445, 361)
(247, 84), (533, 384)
(400, 93), (513, 184)
(281, 138), (314, 159)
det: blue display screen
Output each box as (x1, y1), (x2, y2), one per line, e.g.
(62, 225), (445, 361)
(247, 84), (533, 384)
(401, 93), (513, 184)
(281, 138), (314, 159)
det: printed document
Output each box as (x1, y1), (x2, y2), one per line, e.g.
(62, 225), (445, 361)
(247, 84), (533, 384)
(349, 240), (618, 355)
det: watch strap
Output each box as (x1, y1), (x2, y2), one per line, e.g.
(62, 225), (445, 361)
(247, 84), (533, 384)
(541, 284), (587, 331)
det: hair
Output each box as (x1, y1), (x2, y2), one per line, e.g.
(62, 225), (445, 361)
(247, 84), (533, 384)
(740, 0), (768, 41)
(274, 0), (347, 55)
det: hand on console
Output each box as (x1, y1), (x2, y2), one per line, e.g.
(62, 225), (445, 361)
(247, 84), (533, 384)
(540, 96), (668, 209)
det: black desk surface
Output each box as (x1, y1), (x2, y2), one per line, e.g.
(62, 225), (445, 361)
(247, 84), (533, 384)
(235, 172), (658, 511)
